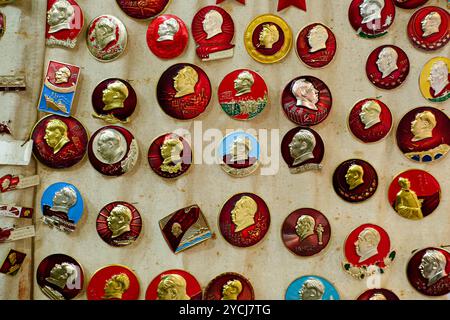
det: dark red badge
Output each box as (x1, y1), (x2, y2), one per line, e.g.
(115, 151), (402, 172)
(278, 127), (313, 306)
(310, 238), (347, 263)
(36, 254), (84, 300)
(348, 0), (396, 38)
(407, 247), (450, 296)
(116, 0), (170, 20)
(333, 159), (378, 203)
(148, 133), (192, 179)
(87, 265), (140, 300)
(96, 201), (142, 247)
(388, 169), (441, 220)
(394, 0), (429, 9)
(0, 249), (26, 276)
(219, 193), (270, 248)
(296, 23), (337, 68)
(31, 115), (88, 169)
(281, 208), (331, 257)
(46, 0), (84, 48)
(281, 126), (324, 174)
(146, 14), (188, 59)
(192, 6), (235, 61)
(407, 6), (449, 51)
(157, 63), (212, 120)
(145, 269), (202, 300)
(357, 288), (400, 300)
(348, 98), (392, 143)
(88, 125), (139, 176)
(91, 78), (137, 124)
(366, 45), (410, 90)
(281, 76), (332, 126)
(204, 272), (255, 300)
(396, 106), (450, 163)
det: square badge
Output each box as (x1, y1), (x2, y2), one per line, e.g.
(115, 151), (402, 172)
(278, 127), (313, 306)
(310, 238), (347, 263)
(0, 249), (26, 276)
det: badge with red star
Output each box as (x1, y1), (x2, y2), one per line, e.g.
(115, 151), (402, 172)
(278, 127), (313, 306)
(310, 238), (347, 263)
(278, 0), (307, 11)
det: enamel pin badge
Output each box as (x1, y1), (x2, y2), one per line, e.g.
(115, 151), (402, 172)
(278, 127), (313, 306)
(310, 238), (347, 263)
(46, 0), (84, 48)
(419, 57), (450, 103)
(116, 0), (171, 20)
(285, 275), (340, 300)
(146, 269), (202, 300)
(204, 272), (255, 300)
(348, 0), (396, 38)
(87, 265), (140, 300)
(296, 23), (337, 68)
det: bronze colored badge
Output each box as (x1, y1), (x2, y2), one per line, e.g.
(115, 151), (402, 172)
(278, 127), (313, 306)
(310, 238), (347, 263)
(146, 269), (202, 300)
(333, 159), (378, 203)
(204, 272), (255, 300)
(87, 265), (140, 300)
(281, 208), (331, 257)
(357, 288), (399, 300)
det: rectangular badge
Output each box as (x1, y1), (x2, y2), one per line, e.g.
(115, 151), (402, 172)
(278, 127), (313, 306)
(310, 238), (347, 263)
(38, 60), (80, 117)
(0, 75), (26, 91)
(0, 226), (35, 242)
(0, 174), (40, 193)
(0, 140), (33, 165)
(0, 204), (33, 219)
(0, 249), (26, 276)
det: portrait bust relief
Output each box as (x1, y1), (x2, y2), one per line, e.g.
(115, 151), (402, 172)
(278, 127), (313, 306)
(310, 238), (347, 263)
(359, 100), (382, 129)
(359, 0), (385, 24)
(107, 204), (132, 239)
(157, 18), (180, 42)
(295, 215), (315, 241)
(45, 262), (78, 289)
(345, 164), (364, 190)
(102, 80), (129, 111)
(47, 0), (75, 34)
(428, 60), (449, 97)
(419, 249), (448, 286)
(157, 274), (190, 300)
(231, 195), (258, 232)
(299, 278), (325, 300)
(354, 227), (380, 263)
(173, 66), (199, 98)
(44, 119), (71, 154)
(421, 11), (441, 38)
(289, 130), (316, 166)
(55, 66), (71, 84)
(202, 10), (223, 39)
(376, 47), (398, 79)
(160, 137), (183, 174)
(94, 17), (116, 51)
(221, 279), (243, 300)
(234, 71), (254, 97)
(94, 129), (126, 164)
(394, 177), (423, 220)
(103, 273), (130, 300)
(307, 25), (329, 53)
(410, 111), (436, 142)
(259, 23), (280, 49)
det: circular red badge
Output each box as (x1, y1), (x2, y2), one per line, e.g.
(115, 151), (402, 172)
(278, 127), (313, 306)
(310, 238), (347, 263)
(281, 126), (324, 174)
(281, 76), (332, 126)
(396, 106), (450, 163)
(204, 272), (255, 300)
(333, 159), (378, 203)
(96, 201), (142, 247)
(348, 0), (396, 38)
(36, 254), (84, 300)
(88, 125), (139, 176)
(388, 169), (441, 220)
(357, 288), (399, 300)
(91, 78), (137, 124)
(116, 0), (170, 20)
(148, 133), (192, 178)
(146, 14), (188, 59)
(281, 208), (331, 257)
(87, 265), (140, 300)
(407, 247), (450, 296)
(348, 98), (393, 143)
(219, 193), (270, 248)
(31, 115), (88, 169)
(145, 269), (202, 300)
(407, 6), (449, 51)
(296, 23), (337, 68)
(366, 45), (410, 90)
(394, 0), (429, 9)
(157, 63), (212, 120)
(218, 69), (268, 120)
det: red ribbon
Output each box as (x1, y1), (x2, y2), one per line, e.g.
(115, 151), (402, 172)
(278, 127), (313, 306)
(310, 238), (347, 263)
(277, 0), (307, 11)
(216, 0), (246, 4)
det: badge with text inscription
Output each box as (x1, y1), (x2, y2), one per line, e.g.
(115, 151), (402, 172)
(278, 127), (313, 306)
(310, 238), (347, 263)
(296, 23), (337, 68)
(0, 174), (40, 193)
(204, 272), (254, 300)
(0, 226), (35, 243)
(0, 249), (26, 276)
(285, 275), (339, 300)
(348, 0), (396, 38)
(394, 0), (429, 9)
(146, 269), (202, 300)
(116, 0), (171, 20)
(46, 0), (84, 48)
(0, 204), (33, 219)
(419, 57), (450, 103)
(357, 288), (399, 300)
(87, 265), (140, 300)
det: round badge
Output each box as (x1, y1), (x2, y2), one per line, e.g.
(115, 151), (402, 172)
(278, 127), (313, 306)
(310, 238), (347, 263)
(192, 6), (235, 61)
(281, 76), (332, 126)
(36, 254), (84, 300)
(388, 169), (441, 220)
(394, 0), (429, 9)
(87, 265), (140, 300)
(407, 247), (450, 296)
(88, 125), (139, 176)
(366, 45), (410, 90)
(296, 23), (337, 68)
(281, 208), (331, 257)
(348, 98), (393, 143)
(348, 0), (396, 38)
(146, 14), (188, 59)
(41, 182), (84, 233)
(157, 63), (212, 120)
(244, 14), (293, 64)
(31, 115), (88, 169)
(96, 201), (142, 247)
(333, 159), (378, 203)
(218, 69), (268, 120)
(281, 126), (324, 174)
(116, 0), (171, 20)
(357, 288), (399, 300)
(204, 272), (254, 300)
(217, 131), (260, 177)
(91, 78), (137, 124)
(343, 224), (396, 280)
(396, 106), (450, 163)
(285, 275), (339, 300)
(145, 269), (202, 300)
(407, 6), (449, 51)
(86, 15), (127, 62)
(148, 133), (192, 178)
(219, 193), (270, 248)
(419, 57), (450, 103)
(45, 0), (84, 49)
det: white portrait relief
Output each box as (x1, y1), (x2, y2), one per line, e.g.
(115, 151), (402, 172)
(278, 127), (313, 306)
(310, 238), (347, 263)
(51, 186), (77, 214)
(94, 17), (117, 51)
(376, 47), (398, 79)
(359, 100), (382, 129)
(202, 10), (223, 39)
(54, 66), (71, 84)
(428, 60), (449, 96)
(291, 79), (319, 110)
(93, 129), (127, 164)
(421, 11), (442, 38)
(354, 227), (381, 263)
(298, 278), (325, 300)
(307, 25), (329, 53)
(419, 249), (448, 287)
(157, 18), (180, 42)
(47, 0), (76, 34)
(410, 111), (436, 142)
(359, 0), (385, 25)
(289, 130), (316, 166)
(234, 71), (254, 97)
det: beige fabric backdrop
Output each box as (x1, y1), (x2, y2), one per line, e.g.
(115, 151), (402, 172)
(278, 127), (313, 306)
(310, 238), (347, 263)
(0, 0), (449, 300)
